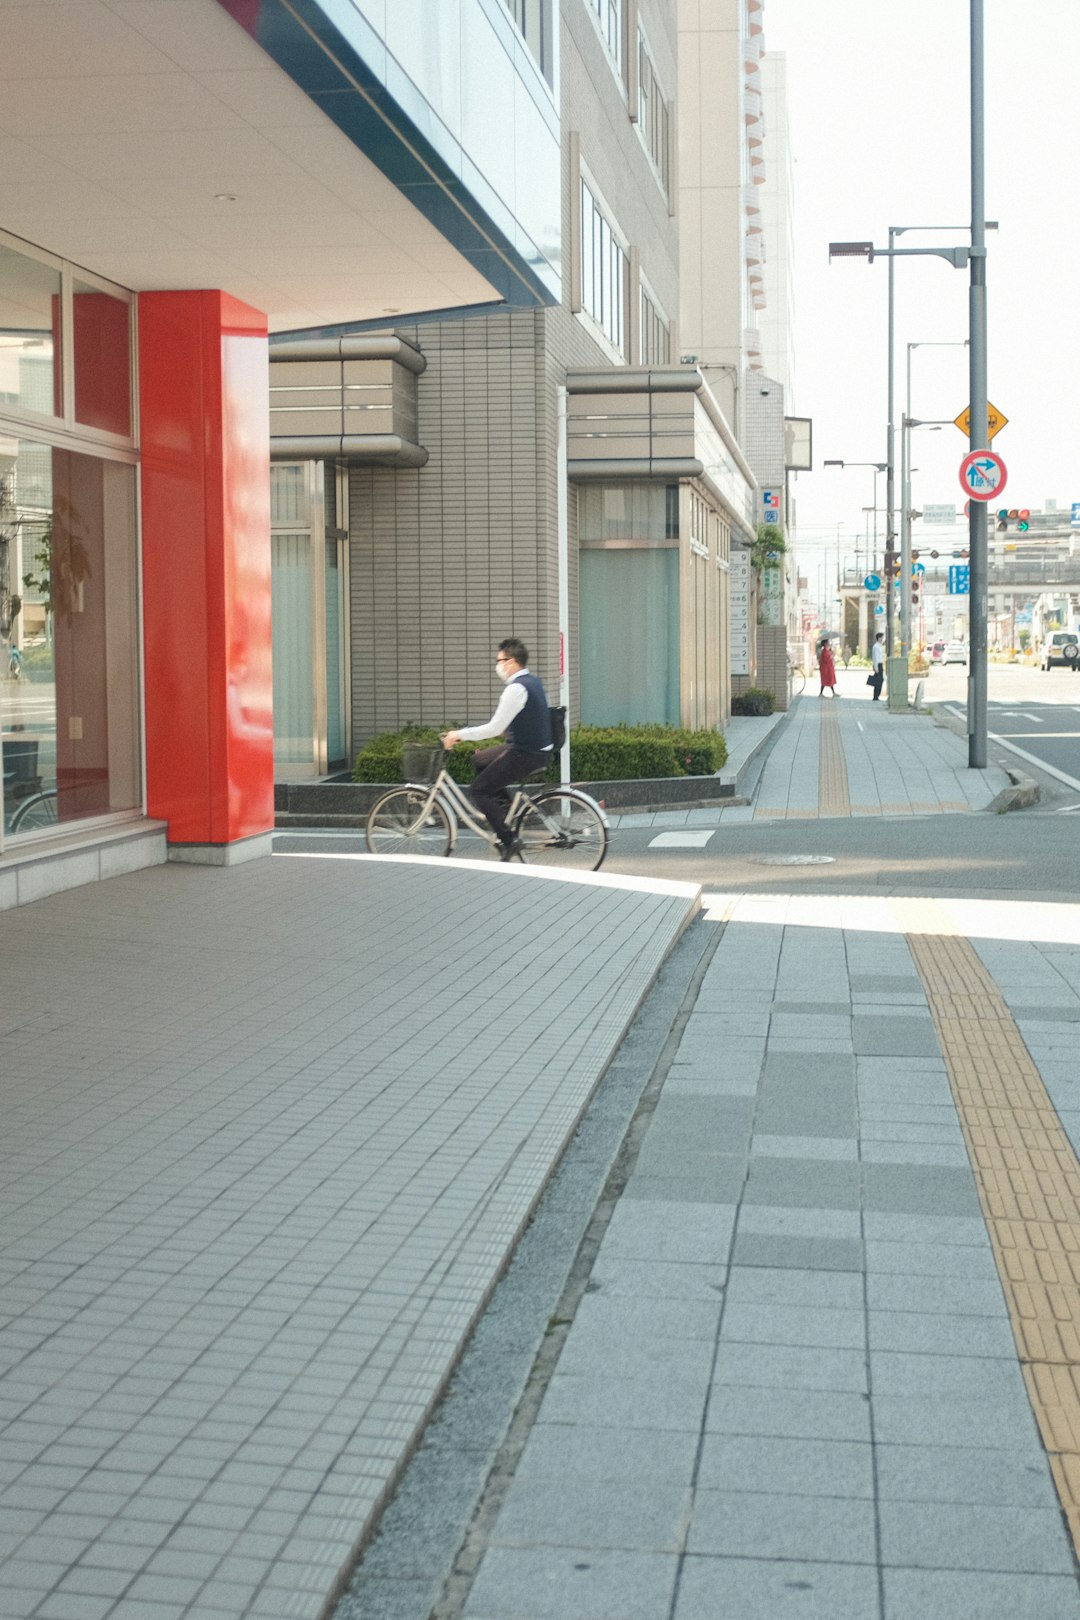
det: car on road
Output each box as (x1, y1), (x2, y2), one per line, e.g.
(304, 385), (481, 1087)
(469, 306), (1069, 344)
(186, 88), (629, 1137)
(1040, 630), (1080, 670)
(931, 640), (968, 665)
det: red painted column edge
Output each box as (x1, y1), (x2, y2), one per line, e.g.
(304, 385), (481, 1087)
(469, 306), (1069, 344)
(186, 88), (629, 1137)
(139, 290), (273, 846)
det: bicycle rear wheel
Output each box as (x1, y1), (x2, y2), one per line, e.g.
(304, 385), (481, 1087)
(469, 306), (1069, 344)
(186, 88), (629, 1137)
(515, 789), (608, 871)
(9, 788), (58, 832)
(366, 788), (452, 856)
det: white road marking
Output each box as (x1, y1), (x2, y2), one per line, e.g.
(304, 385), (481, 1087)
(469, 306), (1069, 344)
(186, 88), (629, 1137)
(648, 830), (716, 849)
(946, 704), (1080, 794)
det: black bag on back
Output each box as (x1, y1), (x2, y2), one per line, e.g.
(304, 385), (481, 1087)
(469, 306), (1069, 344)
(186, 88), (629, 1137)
(549, 706), (567, 750)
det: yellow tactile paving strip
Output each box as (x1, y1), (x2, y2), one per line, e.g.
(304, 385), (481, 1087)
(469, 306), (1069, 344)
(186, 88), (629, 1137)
(818, 699), (852, 817)
(910, 932), (1080, 1552)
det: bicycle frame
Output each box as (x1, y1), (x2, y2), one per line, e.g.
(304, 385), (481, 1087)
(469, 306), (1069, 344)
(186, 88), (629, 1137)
(402, 769), (532, 853)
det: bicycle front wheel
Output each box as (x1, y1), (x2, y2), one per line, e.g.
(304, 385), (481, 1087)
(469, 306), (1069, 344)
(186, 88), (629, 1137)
(10, 788), (58, 832)
(515, 789), (608, 872)
(366, 788), (453, 857)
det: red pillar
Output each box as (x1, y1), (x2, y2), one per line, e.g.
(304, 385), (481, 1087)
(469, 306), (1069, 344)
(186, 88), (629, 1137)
(138, 291), (273, 851)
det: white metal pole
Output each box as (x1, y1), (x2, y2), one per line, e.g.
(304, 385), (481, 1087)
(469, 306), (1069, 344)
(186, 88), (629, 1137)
(556, 384), (571, 786)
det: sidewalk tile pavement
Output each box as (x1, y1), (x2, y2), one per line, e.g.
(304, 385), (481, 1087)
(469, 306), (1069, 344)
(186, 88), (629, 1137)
(0, 854), (697, 1619)
(462, 893), (1080, 1620)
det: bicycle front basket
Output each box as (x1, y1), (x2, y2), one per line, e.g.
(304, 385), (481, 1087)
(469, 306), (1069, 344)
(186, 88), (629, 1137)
(401, 742), (445, 784)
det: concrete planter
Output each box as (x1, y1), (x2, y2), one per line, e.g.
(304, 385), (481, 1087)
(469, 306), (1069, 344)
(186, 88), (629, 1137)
(274, 772), (736, 829)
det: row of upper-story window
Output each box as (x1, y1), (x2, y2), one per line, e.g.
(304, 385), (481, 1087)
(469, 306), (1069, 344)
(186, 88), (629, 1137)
(579, 174), (670, 365)
(501, 1), (672, 197)
(586, 0), (672, 198)
(499, 0), (556, 86)
(0, 231), (135, 448)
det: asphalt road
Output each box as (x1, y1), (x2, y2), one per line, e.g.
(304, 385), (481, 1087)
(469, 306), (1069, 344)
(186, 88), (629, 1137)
(278, 661), (1080, 902)
(921, 659), (1080, 805)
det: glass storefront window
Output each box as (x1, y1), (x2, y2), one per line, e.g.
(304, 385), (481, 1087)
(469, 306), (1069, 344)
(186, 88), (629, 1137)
(73, 280), (132, 438)
(580, 547), (679, 726)
(1, 443), (140, 837)
(0, 241), (60, 421)
(578, 482), (678, 542)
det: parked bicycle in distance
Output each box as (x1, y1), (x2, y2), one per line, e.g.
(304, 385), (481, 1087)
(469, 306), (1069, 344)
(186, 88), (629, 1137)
(365, 744), (608, 871)
(7, 787), (57, 833)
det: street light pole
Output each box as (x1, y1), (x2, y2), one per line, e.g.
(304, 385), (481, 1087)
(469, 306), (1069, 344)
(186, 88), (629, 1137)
(901, 418), (951, 669)
(902, 341), (968, 665)
(968, 0), (989, 768)
(887, 229), (897, 656)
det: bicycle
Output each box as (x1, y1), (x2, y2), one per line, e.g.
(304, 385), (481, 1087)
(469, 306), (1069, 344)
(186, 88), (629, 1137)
(788, 661), (807, 697)
(365, 744), (608, 871)
(7, 647), (21, 681)
(8, 786), (57, 833)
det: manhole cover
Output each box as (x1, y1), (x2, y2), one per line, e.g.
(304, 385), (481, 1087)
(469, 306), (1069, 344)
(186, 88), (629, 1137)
(752, 854), (837, 866)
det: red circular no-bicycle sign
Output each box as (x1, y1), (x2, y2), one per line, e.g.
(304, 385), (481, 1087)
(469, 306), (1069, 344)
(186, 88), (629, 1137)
(959, 448), (1007, 502)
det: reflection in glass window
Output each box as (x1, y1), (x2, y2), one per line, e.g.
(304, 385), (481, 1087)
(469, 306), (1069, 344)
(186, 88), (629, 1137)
(1, 444), (140, 837)
(585, 0), (622, 72)
(580, 548), (678, 725)
(638, 34), (671, 194)
(499, 0), (554, 83)
(73, 280), (132, 438)
(0, 241), (60, 421)
(578, 483), (678, 542)
(580, 178), (627, 357)
(641, 285), (670, 365)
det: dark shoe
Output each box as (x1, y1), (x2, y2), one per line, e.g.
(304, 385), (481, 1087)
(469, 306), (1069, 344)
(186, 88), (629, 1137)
(499, 837), (523, 862)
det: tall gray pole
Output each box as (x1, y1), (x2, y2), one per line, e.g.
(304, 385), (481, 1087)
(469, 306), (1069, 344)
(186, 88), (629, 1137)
(885, 228), (897, 656)
(968, 0), (988, 767)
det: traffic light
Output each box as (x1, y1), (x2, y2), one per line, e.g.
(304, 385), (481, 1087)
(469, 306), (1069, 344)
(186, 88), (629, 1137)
(996, 507), (1031, 532)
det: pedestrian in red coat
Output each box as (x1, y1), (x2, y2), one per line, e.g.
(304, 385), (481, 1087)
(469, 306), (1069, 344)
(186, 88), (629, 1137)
(818, 639), (838, 697)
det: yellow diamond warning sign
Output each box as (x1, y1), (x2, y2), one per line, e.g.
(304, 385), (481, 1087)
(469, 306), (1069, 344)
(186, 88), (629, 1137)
(954, 402), (1008, 440)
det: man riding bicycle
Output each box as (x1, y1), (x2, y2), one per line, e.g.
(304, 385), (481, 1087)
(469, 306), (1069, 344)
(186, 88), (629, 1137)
(442, 638), (553, 861)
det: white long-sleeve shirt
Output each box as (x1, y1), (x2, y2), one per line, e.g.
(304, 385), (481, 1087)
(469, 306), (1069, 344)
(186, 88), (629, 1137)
(455, 672), (531, 743)
(871, 641), (885, 669)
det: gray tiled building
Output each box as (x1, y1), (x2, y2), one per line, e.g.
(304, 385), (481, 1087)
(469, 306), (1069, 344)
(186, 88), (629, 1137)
(269, 0), (760, 774)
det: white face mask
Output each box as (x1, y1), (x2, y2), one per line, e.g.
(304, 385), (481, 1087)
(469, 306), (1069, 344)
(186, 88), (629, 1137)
(496, 660), (512, 682)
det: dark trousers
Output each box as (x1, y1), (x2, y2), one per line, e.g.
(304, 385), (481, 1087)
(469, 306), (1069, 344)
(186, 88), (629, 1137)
(871, 663), (885, 700)
(470, 746), (549, 844)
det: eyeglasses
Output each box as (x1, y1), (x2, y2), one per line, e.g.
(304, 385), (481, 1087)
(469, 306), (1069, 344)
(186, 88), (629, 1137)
(495, 655), (509, 665)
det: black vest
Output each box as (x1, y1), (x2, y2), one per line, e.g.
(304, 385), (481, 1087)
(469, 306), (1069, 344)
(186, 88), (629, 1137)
(506, 672), (553, 752)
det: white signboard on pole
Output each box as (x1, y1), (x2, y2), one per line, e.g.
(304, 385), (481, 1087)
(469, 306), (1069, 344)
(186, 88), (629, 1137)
(729, 548), (751, 675)
(922, 504), (957, 525)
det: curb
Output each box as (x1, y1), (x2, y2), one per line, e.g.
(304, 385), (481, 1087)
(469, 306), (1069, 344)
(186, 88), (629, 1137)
(719, 709), (788, 796)
(989, 769), (1041, 813)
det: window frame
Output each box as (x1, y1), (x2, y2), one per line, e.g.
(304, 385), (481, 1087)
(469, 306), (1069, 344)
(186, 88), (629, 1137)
(639, 276), (670, 367)
(583, 0), (624, 81)
(578, 169), (629, 362)
(636, 27), (671, 197)
(0, 227), (137, 455)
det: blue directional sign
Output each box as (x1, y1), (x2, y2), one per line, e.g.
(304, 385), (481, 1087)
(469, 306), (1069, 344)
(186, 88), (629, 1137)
(864, 573), (881, 591)
(874, 604), (886, 616)
(949, 564), (970, 595)
(1072, 502), (1080, 529)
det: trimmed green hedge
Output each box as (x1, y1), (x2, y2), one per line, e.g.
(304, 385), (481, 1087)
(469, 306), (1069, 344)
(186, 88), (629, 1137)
(353, 722), (728, 785)
(730, 688), (775, 716)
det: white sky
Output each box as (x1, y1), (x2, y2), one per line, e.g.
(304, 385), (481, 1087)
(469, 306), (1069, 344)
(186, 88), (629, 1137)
(764, 0), (1080, 590)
